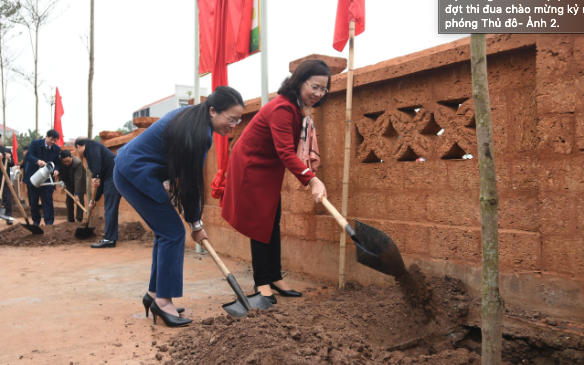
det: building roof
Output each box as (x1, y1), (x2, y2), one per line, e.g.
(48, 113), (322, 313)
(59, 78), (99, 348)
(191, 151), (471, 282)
(134, 94), (175, 112)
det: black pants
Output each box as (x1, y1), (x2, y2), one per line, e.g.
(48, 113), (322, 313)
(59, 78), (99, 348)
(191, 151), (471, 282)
(103, 177), (122, 241)
(250, 199), (283, 286)
(29, 184), (54, 225)
(65, 185), (85, 222)
(2, 180), (12, 216)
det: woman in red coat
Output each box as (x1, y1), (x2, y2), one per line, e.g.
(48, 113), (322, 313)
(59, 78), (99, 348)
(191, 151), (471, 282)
(222, 60), (330, 303)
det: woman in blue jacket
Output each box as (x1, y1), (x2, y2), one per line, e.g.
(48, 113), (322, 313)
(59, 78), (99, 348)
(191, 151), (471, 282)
(114, 86), (245, 327)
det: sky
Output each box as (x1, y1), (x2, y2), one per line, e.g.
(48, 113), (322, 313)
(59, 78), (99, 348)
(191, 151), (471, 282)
(3, 0), (466, 142)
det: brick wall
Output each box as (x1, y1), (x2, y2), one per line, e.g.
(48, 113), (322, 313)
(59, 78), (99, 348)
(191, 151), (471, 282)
(37, 34), (584, 321)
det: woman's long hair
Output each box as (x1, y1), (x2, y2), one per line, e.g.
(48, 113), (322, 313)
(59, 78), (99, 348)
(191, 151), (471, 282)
(277, 59), (331, 108)
(162, 86), (244, 222)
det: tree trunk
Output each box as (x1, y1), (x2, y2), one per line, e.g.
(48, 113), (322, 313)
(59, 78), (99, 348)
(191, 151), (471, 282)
(0, 23), (6, 145)
(88, 0), (94, 139)
(470, 34), (503, 365)
(34, 24), (38, 139)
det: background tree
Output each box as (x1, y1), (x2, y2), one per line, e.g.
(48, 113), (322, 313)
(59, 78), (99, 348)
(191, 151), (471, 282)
(15, 127), (37, 161)
(470, 33), (504, 364)
(88, 0), (93, 138)
(0, 0), (21, 145)
(15, 0), (64, 139)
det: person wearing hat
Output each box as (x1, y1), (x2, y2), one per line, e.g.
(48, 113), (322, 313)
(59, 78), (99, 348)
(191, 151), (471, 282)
(0, 133), (14, 224)
(60, 150), (87, 223)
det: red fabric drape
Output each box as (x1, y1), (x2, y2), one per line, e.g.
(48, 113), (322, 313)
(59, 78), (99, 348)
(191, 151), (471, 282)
(12, 132), (18, 165)
(333, 0), (366, 52)
(198, 0), (254, 205)
(54, 87), (65, 147)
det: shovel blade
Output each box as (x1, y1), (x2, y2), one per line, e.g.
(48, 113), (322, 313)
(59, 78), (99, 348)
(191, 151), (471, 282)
(75, 226), (96, 238)
(222, 292), (274, 317)
(354, 219), (406, 277)
(21, 223), (44, 235)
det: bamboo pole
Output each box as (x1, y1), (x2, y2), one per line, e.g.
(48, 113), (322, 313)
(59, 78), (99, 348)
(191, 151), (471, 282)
(194, 0), (200, 106)
(260, 0), (268, 106)
(470, 34), (503, 365)
(339, 21), (355, 290)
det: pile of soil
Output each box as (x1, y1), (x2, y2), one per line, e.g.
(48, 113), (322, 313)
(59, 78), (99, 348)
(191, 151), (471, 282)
(0, 217), (152, 247)
(152, 265), (584, 364)
(157, 265), (481, 365)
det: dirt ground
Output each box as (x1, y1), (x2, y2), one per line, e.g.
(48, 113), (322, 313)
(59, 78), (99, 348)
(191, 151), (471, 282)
(1, 218), (583, 365)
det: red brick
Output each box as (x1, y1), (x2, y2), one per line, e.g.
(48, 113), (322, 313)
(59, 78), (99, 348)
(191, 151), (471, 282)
(426, 190), (480, 227)
(428, 226), (480, 262)
(541, 234), (584, 277)
(499, 232), (541, 271)
(404, 225), (430, 255)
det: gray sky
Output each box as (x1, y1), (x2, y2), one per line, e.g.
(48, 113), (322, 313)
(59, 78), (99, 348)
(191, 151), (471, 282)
(5, 0), (466, 142)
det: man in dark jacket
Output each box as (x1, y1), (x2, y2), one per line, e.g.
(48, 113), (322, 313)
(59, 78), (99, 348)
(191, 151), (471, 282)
(60, 150), (87, 223)
(0, 134), (15, 224)
(75, 137), (121, 248)
(24, 130), (61, 225)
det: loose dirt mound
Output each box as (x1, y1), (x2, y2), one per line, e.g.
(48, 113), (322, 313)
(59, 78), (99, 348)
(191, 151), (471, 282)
(0, 217), (151, 247)
(157, 266), (480, 364)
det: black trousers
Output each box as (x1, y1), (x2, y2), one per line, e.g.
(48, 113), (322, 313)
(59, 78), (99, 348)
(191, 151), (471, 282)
(65, 184), (85, 222)
(103, 177), (122, 241)
(2, 180), (12, 216)
(250, 199), (283, 286)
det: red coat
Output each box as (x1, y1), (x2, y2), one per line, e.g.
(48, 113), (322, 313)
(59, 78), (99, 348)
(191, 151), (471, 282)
(222, 95), (316, 243)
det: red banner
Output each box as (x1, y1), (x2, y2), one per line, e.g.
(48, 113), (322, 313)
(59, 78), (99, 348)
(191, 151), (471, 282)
(12, 132), (18, 165)
(198, 0), (254, 205)
(333, 0), (366, 52)
(54, 87), (65, 147)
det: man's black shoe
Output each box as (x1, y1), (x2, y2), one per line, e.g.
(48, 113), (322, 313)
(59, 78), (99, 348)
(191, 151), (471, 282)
(76, 219), (83, 223)
(6, 220), (13, 225)
(91, 239), (116, 248)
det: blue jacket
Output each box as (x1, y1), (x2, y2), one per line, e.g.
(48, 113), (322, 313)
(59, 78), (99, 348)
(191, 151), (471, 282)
(115, 107), (213, 223)
(83, 140), (116, 202)
(24, 138), (61, 185)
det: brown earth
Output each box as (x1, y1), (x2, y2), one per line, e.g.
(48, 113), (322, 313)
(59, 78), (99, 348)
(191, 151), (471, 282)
(151, 266), (584, 365)
(0, 217), (153, 247)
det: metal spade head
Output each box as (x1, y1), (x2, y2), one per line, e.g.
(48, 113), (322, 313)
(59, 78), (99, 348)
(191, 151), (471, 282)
(75, 226), (96, 238)
(222, 292), (274, 318)
(1, 214), (44, 235)
(353, 219), (406, 277)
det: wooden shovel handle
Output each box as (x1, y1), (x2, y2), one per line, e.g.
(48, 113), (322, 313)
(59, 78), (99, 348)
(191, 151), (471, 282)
(200, 238), (231, 278)
(63, 188), (87, 213)
(0, 160), (7, 198)
(0, 157), (28, 220)
(321, 197), (350, 230)
(85, 184), (98, 228)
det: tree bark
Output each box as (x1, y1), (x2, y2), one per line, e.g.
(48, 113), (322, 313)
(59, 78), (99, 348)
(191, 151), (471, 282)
(34, 22), (38, 139)
(88, 0), (94, 138)
(470, 34), (503, 365)
(0, 23), (6, 145)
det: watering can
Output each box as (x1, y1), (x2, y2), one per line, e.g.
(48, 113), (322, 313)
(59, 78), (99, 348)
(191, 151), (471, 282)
(30, 162), (56, 188)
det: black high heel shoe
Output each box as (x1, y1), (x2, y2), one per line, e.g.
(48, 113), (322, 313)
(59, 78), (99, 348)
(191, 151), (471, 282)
(142, 293), (185, 318)
(254, 285), (277, 304)
(270, 283), (302, 297)
(150, 301), (192, 327)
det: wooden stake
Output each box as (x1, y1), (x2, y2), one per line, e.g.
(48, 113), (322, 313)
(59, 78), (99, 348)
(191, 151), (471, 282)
(339, 21), (355, 290)
(470, 34), (503, 364)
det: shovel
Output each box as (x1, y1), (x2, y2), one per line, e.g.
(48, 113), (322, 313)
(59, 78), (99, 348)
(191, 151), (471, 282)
(200, 238), (274, 317)
(63, 187), (88, 214)
(321, 197), (405, 277)
(0, 159), (43, 234)
(75, 184), (97, 238)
